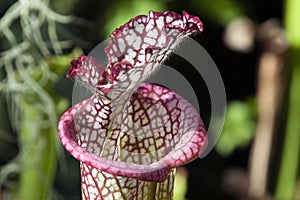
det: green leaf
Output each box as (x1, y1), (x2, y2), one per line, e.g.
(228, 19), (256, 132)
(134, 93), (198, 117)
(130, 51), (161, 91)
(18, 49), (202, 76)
(103, 0), (166, 37)
(191, 0), (246, 26)
(216, 98), (256, 156)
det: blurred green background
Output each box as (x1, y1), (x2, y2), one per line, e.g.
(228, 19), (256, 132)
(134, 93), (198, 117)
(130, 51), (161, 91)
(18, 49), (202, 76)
(0, 0), (299, 199)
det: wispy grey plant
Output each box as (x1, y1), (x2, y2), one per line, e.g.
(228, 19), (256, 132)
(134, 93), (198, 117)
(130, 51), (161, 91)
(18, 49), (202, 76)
(0, 0), (90, 199)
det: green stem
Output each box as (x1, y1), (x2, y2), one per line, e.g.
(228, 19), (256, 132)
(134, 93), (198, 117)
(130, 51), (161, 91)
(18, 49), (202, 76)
(19, 101), (57, 200)
(148, 182), (157, 200)
(275, 0), (300, 199)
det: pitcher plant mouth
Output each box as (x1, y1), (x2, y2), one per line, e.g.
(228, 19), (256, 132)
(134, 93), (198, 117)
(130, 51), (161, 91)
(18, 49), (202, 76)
(58, 10), (207, 199)
(58, 83), (207, 181)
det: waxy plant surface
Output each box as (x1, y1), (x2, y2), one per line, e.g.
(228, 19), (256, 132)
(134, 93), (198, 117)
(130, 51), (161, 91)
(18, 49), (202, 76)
(58, 10), (207, 200)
